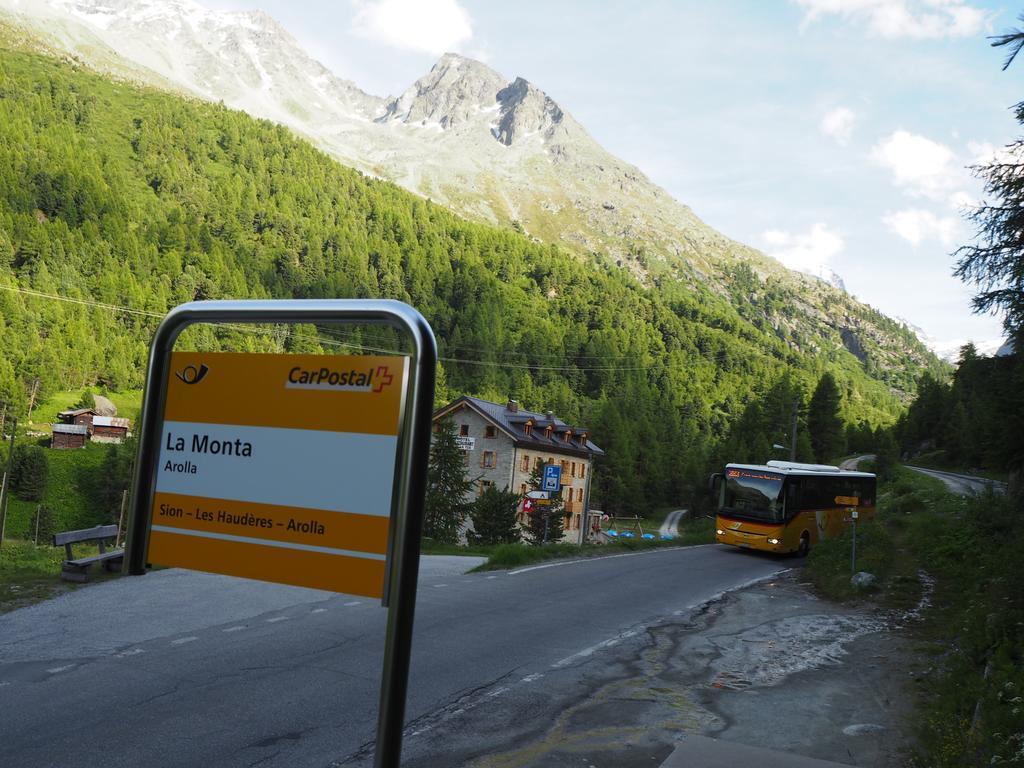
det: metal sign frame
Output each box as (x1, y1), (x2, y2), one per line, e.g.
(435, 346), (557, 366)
(125, 299), (436, 768)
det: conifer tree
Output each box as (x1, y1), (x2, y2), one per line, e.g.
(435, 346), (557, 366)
(423, 417), (473, 544)
(525, 462), (564, 545)
(468, 485), (521, 545)
(12, 445), (48, 502)
(807, 373), (845, 463)
(874, 430), (900, 481)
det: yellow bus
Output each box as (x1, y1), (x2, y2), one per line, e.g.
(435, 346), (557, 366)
(709, 460), (876, 556)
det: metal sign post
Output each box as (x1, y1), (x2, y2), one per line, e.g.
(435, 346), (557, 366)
(125, 299), (436, 768)
(850, 508), (859, 573)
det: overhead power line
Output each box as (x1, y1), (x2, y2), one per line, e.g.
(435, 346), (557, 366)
(0, 283), (658, 372)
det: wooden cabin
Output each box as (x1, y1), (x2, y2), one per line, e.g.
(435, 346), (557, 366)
(91, 416), (130, 443)
(57, 408), (97, 428)
(51, 424), (88, 450)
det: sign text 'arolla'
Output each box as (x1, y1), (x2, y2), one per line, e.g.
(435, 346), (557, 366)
(146, 352), (408, 598)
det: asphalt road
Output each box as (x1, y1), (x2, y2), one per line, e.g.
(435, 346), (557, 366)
(904, 465), (1007, 495)
(0, 546), (787, 767)
(841, 455), (1006, 497)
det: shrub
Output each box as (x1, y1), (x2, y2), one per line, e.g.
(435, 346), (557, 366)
(11, 444), (49, 502)
(468, 485), (521, 546)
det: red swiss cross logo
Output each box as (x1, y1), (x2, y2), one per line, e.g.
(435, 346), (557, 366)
(373, 366), (394, 393)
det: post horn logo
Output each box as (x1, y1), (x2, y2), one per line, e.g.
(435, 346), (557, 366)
(176, 364), (209, 385)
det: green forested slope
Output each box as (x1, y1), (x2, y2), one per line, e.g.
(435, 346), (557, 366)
(0, 48), (938, 511)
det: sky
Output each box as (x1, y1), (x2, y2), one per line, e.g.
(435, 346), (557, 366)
(208, 0), (1022, 354)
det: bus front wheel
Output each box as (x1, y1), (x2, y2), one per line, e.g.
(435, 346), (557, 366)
(797, 533), (810, 558)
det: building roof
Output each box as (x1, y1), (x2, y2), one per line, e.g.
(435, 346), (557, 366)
(52, 424), (89, 435)
(434, 396), (604, 457)
(92, 416), (130, 428)
(58, 408), (96, 419)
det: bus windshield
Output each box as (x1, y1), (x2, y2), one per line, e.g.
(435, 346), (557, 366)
(721, 469), (785, 523)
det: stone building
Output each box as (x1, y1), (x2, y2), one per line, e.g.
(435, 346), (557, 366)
(432, 396), (604, 541)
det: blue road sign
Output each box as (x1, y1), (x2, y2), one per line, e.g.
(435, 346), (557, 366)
(542, 464), (562, 492)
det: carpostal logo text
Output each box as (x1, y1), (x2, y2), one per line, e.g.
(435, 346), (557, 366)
(286, 365), (394, 393)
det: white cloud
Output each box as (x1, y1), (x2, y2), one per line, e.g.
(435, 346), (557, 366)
(794, 0), (988, 40)
(883, 208), (959, 247)
(350, 0), (473, 56)
(763, 223), (844, 274)
(870, 130), (960, 200)
(821, 106), (857, 145)
(966, 139), (1023, 166)
(948, 189), (978, 211)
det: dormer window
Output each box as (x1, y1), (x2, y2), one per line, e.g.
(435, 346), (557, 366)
(578, 432), (588, 446)
(564, 430), (573, 443)
(524, 422), (533, 437)
(545, 425), (553, 439)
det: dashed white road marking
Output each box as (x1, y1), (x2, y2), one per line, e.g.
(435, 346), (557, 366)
(521, 673), (544, 683)
(311, 608), (327, 614)
(486, 575), (498, 580)
(115, 648), (146, 658)
(508, 544), (714, 575)
(266, 616), (289, 623)
(171, 636), (199, 646)
(485, 686), (509, 698)
(46, 665), (75, 674)
(0, 681), (11, 687)
(223, 625), (246, 633)
(344, 601), (362, 607)
(551, 630), (639, 669)
(433, 584), (448, 588)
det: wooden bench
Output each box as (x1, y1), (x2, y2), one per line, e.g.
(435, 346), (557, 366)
(53, 525), (123, 583)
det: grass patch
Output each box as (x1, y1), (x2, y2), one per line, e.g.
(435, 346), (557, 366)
(26, 389), (143, 428)
(806, 465), (1024, 766)
(0, 538), (116, 613)
(470, 517), (714, 572)
(804, 466), (958, 608)
(420, 540), (497, 558)
(3, 440), (114, 538)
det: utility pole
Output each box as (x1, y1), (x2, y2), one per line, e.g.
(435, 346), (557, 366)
(0, 417), (16, 549)
(790, 399), (799, 462)
(26, 379), (40, 423)
(117, 489), (129, 548)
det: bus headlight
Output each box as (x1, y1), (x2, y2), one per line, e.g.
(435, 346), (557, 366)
(716, 529), (725, 536)
(767, 537), (780, 545)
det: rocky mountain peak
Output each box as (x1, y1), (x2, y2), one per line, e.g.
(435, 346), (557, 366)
(379, 52), (506, 128)
(493, 76), (564, 146)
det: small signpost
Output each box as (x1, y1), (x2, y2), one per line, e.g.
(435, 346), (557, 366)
(126, 299), (436, 768)
(542, 464), (562, 492)
(850, 508), (859, 573)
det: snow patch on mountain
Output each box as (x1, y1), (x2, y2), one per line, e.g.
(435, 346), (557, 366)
(897, 317), (1006, 361)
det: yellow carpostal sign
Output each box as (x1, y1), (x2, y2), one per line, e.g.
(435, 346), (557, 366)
(146, 351), (408, 597)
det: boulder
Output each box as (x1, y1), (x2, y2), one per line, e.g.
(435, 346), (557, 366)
(92, 394), (117, 416)
(851, 571), (877, 589)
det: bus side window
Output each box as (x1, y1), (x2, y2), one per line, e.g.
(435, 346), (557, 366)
(785, 480), (802, 517)
(803, 478), (822, 509)
(858, 477), (875, 506)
